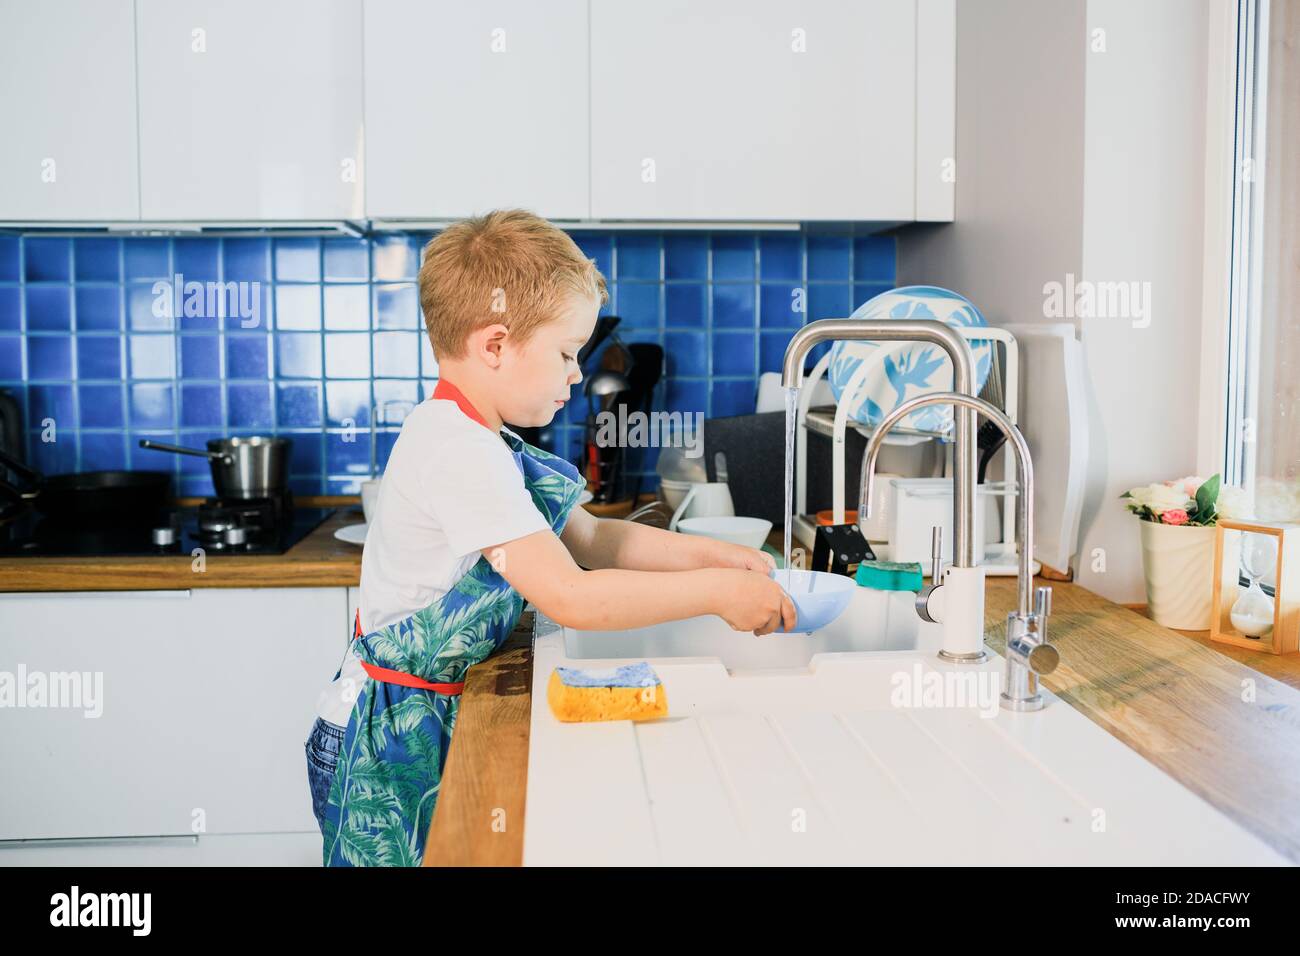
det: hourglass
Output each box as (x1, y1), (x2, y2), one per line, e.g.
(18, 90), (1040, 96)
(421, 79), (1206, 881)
(1230, 531), (1275, 638)
(1211, 519), (1300, 655)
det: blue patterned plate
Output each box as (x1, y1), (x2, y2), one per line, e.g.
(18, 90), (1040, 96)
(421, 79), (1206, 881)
(827, 285), (993, 436)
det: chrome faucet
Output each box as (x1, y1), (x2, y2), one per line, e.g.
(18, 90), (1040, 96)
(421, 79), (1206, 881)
(860, 391), (1058, 712)
(780, 318), (980, 568)
(781, 318), (986, 662)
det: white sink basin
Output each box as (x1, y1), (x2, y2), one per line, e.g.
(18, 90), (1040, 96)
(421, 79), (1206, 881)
(562, 586), (942, 670)
(526, 597), (1292, 866)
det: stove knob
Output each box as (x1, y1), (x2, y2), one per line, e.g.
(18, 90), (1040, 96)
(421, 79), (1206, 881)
(223, 526), (248, 546)
(152, 526), (177, 547)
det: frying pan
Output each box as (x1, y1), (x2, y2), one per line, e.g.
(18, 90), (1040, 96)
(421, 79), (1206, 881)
(0, 446), (171, 521)
(0, 390), (23, 521)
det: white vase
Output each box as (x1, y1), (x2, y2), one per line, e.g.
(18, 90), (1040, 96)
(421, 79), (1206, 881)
(1137, 519), (1217, 630)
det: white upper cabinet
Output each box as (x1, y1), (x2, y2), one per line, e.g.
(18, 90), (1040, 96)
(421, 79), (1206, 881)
(915, 0), (955, 221)
(363, 0), (589, 221)
(136, 0), (364, 221)
(590, 0), (921, 221)
(1, 0), (951, 224)
(0, 0), (140, 220)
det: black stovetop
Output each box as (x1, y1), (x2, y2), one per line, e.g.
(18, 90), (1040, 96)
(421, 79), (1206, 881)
(0, 498), (335, 558)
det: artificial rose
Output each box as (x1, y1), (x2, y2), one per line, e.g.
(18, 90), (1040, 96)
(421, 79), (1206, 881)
(1161, 508), (1189, 526)
(1126, 484), (1153, 508)
(1143, 483), (1192, 514)
(1168, 475), (1207, 498)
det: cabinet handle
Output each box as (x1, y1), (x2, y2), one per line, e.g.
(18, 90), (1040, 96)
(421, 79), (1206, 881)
(0, 834), (198, 849)
(0, 590), (192, 601)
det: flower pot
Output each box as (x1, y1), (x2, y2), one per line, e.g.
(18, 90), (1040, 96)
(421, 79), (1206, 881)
(1137, 519), (1217, 629)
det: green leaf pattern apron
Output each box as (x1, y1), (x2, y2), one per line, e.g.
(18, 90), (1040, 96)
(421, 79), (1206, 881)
(322, 382), (583, 866)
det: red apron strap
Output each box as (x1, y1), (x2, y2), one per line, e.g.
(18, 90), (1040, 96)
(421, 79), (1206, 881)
(359, 660), (466, 696)
(352, 606), (465, 695)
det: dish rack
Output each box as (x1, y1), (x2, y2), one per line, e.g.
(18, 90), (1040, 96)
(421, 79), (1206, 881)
(791, 326), (1033, 577)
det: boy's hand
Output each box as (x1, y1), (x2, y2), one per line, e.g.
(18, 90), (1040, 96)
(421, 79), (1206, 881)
(709, 540), (777, 574)
(714, 569), (798, 636)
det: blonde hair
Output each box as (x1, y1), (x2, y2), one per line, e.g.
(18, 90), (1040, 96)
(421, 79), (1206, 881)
(418, 209), (609, 361)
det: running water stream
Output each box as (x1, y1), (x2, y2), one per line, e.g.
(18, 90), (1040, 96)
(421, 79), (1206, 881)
(783, 386), (798, 588)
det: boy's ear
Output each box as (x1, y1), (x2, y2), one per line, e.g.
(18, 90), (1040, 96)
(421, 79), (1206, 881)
(477, 323), (510, 368)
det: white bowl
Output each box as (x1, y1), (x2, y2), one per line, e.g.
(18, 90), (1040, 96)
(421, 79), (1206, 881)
(769, 568), (856, 633)
(676, 515), (773, 549)
(655, 476), (696, 512)
(658, 478), (695, 511)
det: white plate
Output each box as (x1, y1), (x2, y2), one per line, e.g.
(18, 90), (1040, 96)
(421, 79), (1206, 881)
(334, 523), (368, 546)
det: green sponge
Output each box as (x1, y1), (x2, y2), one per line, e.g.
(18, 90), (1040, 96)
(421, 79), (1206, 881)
(855, 560), (924, 591)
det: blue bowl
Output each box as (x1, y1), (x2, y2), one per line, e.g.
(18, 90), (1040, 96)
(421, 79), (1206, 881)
(769, 568), (857, 633)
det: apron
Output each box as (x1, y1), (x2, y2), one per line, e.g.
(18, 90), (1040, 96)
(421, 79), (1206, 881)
(321, 379), (584, 867)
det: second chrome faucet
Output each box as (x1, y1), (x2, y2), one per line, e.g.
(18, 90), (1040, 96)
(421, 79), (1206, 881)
(860, 391), (1058, 712)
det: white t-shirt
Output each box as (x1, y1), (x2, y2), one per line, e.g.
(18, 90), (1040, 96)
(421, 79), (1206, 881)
(314, 396), (550, 726)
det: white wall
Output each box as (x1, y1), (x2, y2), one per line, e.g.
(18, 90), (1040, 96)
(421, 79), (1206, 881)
(1075, 0), (1210, 602)
(898, 0), (1215, 602)
(897, 0), (1087, 327)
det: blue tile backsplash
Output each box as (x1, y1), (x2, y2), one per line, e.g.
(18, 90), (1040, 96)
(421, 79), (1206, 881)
(0, 230), (895, 496)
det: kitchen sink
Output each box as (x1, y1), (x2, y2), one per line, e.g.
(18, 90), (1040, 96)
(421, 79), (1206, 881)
(528, 604), (1291, 865)
(561, 586), (941, 670)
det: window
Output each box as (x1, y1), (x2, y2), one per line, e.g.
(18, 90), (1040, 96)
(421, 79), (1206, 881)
(1225, 0), (1300, 520)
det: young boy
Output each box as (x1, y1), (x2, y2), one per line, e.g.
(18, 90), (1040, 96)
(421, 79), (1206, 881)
(305, 209), (795, 866)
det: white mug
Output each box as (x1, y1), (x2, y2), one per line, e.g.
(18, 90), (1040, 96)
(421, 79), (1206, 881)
(668, 481), (734, 531)
(860, 472), (899, 542)
(361, 478), (382, 524)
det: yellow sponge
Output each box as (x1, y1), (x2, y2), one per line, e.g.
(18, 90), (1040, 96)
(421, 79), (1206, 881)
(546, 663), (668, 723)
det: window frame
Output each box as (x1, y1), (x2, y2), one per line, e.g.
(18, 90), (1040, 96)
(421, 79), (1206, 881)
(1221, 0), (1271, 490)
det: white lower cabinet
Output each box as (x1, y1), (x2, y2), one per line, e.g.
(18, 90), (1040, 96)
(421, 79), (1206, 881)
(0, 587), (352, 863)
(0, 832), (323, 867)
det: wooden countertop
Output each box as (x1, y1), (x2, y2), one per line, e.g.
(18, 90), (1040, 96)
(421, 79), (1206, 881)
(1169, 623), (1300, 691)
(0, 504), (365, 592)
(423, 614), (535, 867)
(0, 494), (648, 594)
(0, 493), (652, 594)
(425, 572), (1300, 866)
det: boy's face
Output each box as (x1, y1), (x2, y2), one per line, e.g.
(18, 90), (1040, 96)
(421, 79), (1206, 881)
(497, 292), (599, 427)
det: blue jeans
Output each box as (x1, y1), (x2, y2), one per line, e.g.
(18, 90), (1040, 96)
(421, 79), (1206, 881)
(304, 716), (346, 835)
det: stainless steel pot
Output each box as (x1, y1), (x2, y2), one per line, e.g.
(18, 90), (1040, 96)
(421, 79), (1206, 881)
(138, 436), (291, 499)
